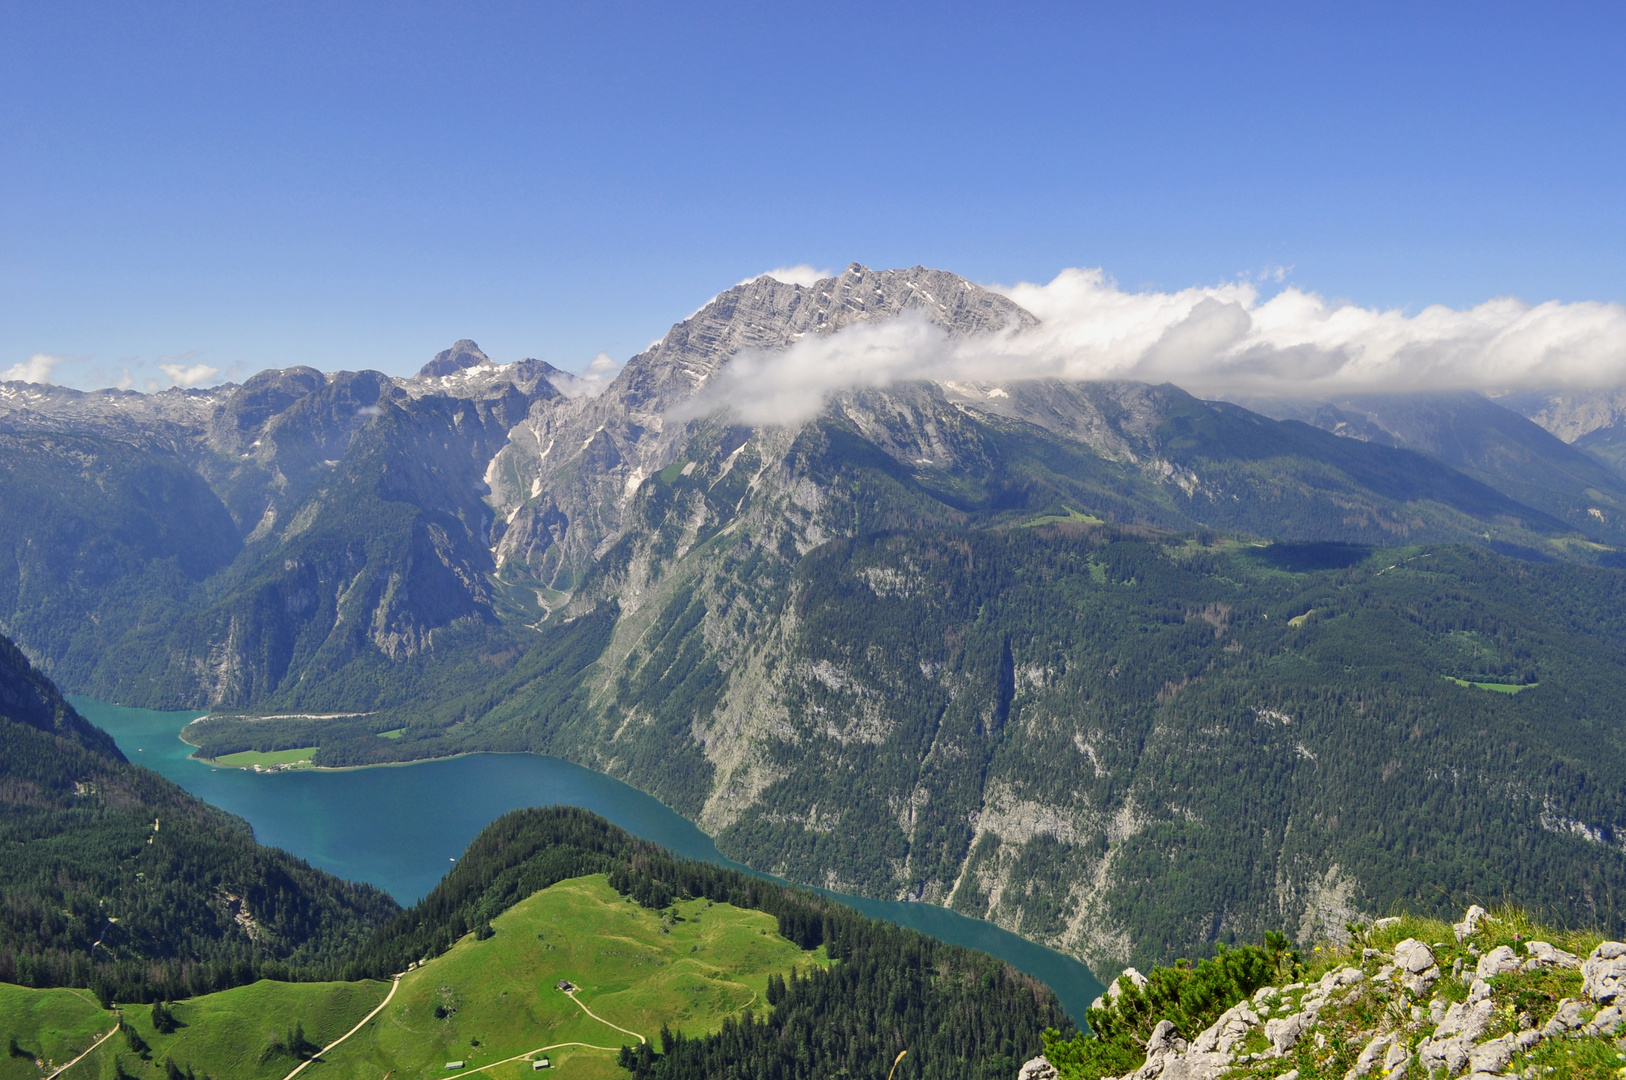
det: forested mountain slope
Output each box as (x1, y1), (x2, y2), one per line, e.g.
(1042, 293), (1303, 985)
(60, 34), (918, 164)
(545, 526), (1626, 978)
(0, 632), (399, 1003)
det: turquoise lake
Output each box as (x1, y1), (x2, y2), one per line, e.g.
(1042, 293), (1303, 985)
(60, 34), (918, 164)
(73, 697), (1103, 1022)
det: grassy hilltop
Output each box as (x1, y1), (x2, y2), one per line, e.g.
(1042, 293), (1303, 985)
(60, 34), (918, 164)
(1, 874), (821, 1080)
(2, 806), (1066, 1080)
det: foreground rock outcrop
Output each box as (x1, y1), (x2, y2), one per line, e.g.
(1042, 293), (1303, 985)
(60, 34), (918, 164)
(1030, 906), (1623, 1080)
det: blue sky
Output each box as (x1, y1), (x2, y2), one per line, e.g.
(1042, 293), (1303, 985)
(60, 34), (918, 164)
(3, 2), (1623, 389)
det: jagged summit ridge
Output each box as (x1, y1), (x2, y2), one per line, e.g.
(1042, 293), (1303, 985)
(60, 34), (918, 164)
(615, 262), (1038, 410)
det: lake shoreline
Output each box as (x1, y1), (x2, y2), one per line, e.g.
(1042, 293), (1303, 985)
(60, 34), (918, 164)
(71, 694), (1105, 1022)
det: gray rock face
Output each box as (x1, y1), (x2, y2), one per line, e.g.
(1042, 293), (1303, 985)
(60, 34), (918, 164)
(1417, 997), (1495, 1076)
(1035, 909), (1609, 1080)
(1543, 997), (1587, 1036)
(1523, 940), (1580, 970)
(1475, 944), (1521, 981)
(1584, 1003), (1625, 1036)
(1265, 1008), (1314, 1055)
(1465, 1033), (1516, 1076)
(1453, 904), (1488, 943)
(1017, 1056), (1057, 1080)
(419, 339), (492, 378)
(1583, 942), (1626, 1003)
(482, 264), (1038, 589)
(1393, 939), (1440, 994)
(1348, 1032), (1396, 1078)
(1189, 1000), (1259, 1055)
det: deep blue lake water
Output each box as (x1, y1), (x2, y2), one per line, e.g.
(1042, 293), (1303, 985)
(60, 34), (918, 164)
(73, 697), (1102, 1022)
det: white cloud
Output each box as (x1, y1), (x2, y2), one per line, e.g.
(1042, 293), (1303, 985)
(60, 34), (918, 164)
(547, 352), (623, 399)
(674, 266), (1626, 426)
(741, 265), (834, 289)
(158, 361), (221, 388)
(2, 353), (64, 385)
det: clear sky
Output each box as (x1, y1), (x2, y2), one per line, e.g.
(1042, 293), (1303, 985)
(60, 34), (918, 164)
(3, 2), (1623, 390)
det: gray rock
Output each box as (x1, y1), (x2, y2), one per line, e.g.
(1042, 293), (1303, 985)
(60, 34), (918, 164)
(1542, 998), (1587, 1037)
(1583, 942), (1626, 1003)
(1321, 965), (1366, 990)
(1455, 904), (1489, 942)
(1109, 966), (1150, 1000)
(1476, 945), (1521, 981)
(1394, 940), (1439, 994)
(1152, 1052), (1231, 1080)
(1131, 1020), (1193, 1079)
(1374, 916), (1403, 930)
(1190, 1001), (1259, 1055)
(1345, 1032), (1395, 1079)
(1468, 978), (1493, 1003)
(1266, 1010), (1315, 1055)
(1522, 941), (1580, 970)
(1585, 1003), (1625, 1036)
(1468, 1034), (1516, 1075)
(1416, 1033), (1470, 1078)
(1395, 940), (1435, 972)
(1436, 997), (1496, 1042)
(1018, 1056), (1058, 1080)
(1145, 1020), (1188, 1057)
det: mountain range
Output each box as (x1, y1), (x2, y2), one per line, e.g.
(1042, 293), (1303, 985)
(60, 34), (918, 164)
(6, 263), (1626, 977)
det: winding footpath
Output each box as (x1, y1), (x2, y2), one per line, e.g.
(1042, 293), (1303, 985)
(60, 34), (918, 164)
(280, 973), (403, 1080)
(44, 1024), (119, 1078)
(462, 1040), (624, 1077)
(424, 986), (648, 1077)
(565, 987), (647, 1045)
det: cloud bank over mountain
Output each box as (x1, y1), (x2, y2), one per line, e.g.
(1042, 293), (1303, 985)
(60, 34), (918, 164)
(683, 268), (1626, 426)
(749, 264), (834, 288)
(2, 354), (64, 384)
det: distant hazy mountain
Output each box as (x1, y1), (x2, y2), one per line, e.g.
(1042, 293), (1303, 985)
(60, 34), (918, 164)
(6, 264), (1626, 975)
(1490, 387), (1626, 476)
(1229, 390), (1626, 548)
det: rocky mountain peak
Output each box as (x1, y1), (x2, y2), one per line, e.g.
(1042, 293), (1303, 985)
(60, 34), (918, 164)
(419, 339), (493, 378)
(613, 263), (1038, 411)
